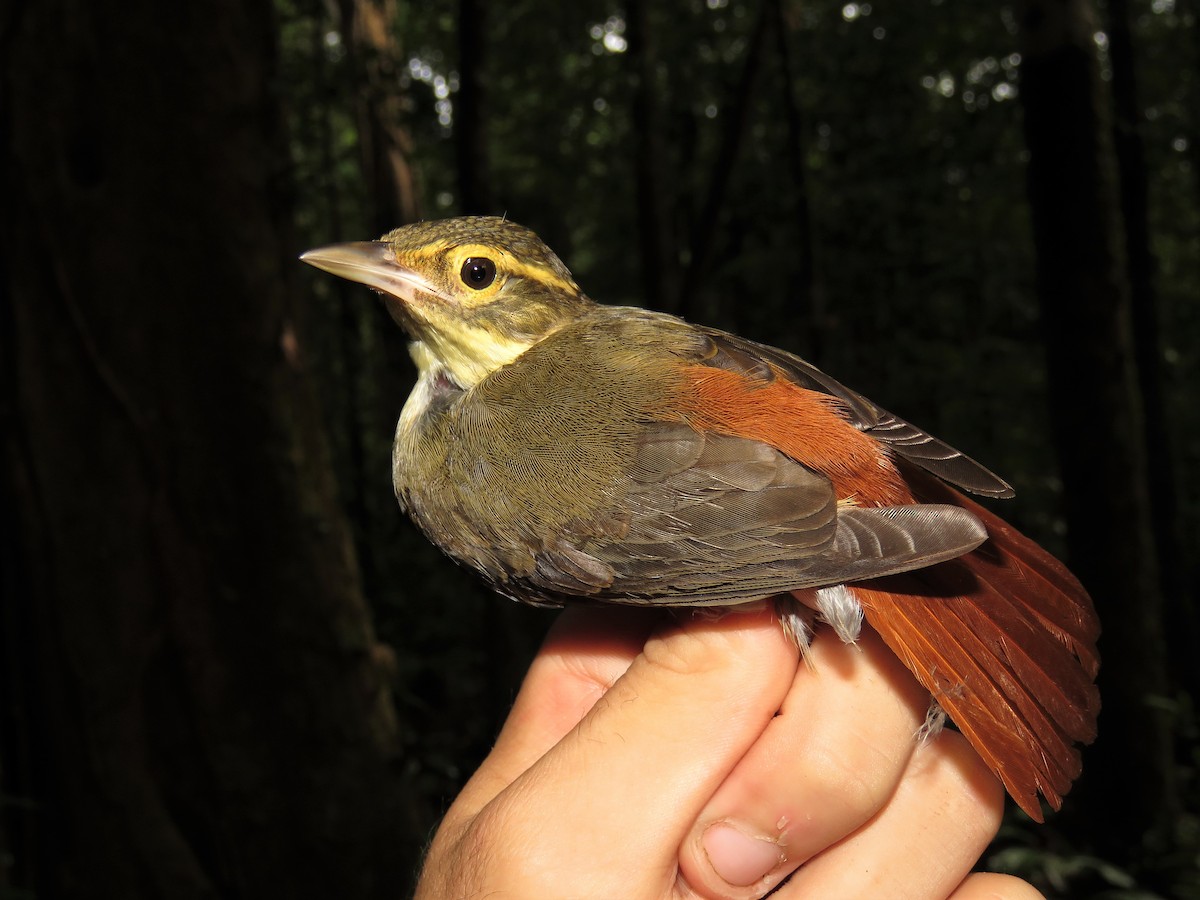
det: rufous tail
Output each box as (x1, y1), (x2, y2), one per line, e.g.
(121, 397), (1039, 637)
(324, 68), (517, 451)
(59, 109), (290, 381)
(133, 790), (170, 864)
(852, 469), (1100, 821)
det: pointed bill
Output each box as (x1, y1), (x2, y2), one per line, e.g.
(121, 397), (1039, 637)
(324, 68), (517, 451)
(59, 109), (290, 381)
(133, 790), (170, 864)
(300, 242), (436, 302)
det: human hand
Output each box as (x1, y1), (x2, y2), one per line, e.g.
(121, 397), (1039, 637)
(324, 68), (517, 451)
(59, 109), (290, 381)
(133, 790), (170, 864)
(415, 604), (1042, 899)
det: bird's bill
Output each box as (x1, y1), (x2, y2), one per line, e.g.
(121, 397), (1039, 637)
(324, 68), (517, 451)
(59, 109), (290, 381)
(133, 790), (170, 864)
(300, 242), (435, 301)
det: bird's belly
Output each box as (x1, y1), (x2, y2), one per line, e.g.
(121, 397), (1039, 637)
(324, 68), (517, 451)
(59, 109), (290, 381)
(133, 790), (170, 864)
(392, 381), (645, 591)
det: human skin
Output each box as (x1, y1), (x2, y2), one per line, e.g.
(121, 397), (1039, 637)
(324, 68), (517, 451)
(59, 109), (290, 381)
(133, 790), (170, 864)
(414, 604), (1045, 900)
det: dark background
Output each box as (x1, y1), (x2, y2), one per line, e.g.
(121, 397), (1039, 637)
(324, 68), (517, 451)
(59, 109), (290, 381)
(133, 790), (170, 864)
(2, 0), (1197, 896)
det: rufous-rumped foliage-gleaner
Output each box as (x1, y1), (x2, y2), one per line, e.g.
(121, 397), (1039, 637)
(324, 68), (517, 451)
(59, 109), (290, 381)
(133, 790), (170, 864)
(302, 215), (1100, 821)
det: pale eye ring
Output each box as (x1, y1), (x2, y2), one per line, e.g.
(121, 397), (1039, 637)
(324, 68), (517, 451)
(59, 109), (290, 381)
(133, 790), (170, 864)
(460, 257), (497, 290)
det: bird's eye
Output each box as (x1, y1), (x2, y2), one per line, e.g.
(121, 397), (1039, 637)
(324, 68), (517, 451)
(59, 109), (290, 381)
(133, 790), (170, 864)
(460, 257), (497, 290)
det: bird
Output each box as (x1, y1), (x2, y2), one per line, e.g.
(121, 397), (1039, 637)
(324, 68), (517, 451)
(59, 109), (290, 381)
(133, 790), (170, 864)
(301, 215), (1100, 821)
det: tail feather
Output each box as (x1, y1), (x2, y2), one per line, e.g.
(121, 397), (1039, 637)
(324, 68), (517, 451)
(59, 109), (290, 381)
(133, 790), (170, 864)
(853, 469), (1100, 821)
(913, 469), (1100, 678)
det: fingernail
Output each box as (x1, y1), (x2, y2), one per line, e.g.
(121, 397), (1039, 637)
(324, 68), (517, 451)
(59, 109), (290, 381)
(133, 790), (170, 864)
(702, 822), (784, 886)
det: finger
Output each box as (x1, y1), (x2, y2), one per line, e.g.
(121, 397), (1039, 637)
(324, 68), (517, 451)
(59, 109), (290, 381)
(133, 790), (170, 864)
(780, 729), (1005, 899)
(447, 605), (662, 824)
(950, 873), (1046, 900)
(679, 626), (931, 897)
(469, 607), (800, 896)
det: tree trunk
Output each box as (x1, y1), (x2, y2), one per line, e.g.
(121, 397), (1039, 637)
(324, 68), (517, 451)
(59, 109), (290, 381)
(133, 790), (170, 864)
(1107, 0), (1198, 702)
(455, 0), (494, 214)
(1017, 0), (1175, 855)
(342, 0), (423, 233)
(676, 0), (771, 317)
(1181, 0), (1200, 218)
(627, 0), (677, 309)
(332, 0), (424, 606)
(770, 0), (822, 362)
(0, 0), (412, 895)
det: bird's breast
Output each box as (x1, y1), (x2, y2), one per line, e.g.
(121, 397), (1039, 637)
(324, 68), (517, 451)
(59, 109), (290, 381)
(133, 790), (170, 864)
(391, 313), (696, 585)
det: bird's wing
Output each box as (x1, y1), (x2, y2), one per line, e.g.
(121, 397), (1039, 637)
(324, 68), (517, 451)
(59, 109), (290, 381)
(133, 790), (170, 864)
(669, 325), (1098, 820)
(524, 423), (986, 606)
(506, 314), (1098, 819)
(696, 329), (1015, 498)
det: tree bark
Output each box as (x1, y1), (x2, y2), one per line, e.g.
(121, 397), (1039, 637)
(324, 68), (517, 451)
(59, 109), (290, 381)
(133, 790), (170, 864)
(0, 0), (411, 895)
(1017, 0), (1175, 853)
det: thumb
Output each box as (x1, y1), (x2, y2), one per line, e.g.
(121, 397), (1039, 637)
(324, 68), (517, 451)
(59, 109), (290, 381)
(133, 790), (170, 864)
(460, 606), (799, 896)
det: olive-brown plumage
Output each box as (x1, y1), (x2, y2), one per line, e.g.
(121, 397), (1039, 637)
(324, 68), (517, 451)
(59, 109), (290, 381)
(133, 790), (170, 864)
(302, 216), (1100, 820)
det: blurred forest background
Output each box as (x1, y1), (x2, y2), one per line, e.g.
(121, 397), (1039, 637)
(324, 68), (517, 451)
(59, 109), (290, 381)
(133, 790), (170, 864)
(2, 0), (1198, 896)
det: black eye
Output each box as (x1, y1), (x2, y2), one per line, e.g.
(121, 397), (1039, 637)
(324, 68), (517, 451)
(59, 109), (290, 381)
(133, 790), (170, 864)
(460, 257), (497, 290)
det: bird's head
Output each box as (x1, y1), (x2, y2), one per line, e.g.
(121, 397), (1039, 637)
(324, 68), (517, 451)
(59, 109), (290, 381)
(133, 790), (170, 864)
(301, 216), (594, 388)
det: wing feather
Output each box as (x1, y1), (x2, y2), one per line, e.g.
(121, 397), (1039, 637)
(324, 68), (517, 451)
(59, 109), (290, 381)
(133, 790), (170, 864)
(526, 426), (988, 606)
(698, 330), (1015, 497)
